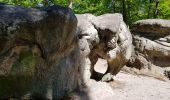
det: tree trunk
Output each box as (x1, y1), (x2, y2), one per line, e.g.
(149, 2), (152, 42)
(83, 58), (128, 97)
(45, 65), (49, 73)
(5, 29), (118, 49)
(147, 0), (153, 18)
(112, 0), (116, 13)
(43, 0), (50, 6)
(68, 0), (73, 9)
(122, 0), (127, 23)
(154, 0), (159, 18)
(127, 1), (131, 26)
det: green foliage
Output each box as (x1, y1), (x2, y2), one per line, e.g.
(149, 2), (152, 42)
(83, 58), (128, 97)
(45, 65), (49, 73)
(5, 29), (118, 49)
(73, 0), (170, 25)
(159, 0), (170, 19)
(51, 0), (68, 6)
(0, 0), (43, 7)
(0, 0), (170, 26)
(73, 0), (113, 15)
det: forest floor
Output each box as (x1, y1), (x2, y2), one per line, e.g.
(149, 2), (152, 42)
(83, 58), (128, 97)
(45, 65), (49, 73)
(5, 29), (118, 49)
(74, 71), (170, 100)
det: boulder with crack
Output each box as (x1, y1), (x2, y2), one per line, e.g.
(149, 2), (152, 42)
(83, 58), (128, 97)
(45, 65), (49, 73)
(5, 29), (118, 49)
(0, 3), (80, 99)
(76, 14), (98, 84)
(77, 13), (132, 82)
(127, 19), (170, 80)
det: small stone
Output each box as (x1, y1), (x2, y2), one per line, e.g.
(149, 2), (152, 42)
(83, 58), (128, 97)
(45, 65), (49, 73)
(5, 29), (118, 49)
(101, 73), (114, 82)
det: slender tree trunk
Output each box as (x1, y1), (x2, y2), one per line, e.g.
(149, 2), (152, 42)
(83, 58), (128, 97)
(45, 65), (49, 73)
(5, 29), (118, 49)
(112, 0), (116, 13)
(43, 0), (49, 6)
(127, 1), (131, 26)
(154, 0), (159, 18)
(68, 0), (73, 9)
(122, 0), (127, 23)
(147, 0), (153, 18)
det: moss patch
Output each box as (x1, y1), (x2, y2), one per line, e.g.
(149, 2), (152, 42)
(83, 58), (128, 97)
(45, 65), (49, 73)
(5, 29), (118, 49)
(0, 50), (37, 98)
(11, 51), (36, 76)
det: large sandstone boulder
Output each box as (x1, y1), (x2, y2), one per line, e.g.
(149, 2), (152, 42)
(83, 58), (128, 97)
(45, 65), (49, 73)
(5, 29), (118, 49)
(127, 19), (170, 80)
(0, 3), (133, 99)
(77, 13), (132, 81)
(91, 14), (132, 75)
(132, 19), (170, 39)
(0, 3), (80, 99)
(76, 14), (98, 84)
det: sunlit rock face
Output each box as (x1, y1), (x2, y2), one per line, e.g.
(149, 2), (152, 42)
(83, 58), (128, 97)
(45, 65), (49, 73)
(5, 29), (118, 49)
(76, 13), (132, 81)
(0, 3), (80, 99)
(0, 3), (133, 99)
(127, 19), (170, 79)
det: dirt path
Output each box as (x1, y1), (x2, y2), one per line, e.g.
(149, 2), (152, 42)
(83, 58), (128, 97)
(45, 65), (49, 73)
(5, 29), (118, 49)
(77, 71), (170, 100)
(110, 71), (170, 100)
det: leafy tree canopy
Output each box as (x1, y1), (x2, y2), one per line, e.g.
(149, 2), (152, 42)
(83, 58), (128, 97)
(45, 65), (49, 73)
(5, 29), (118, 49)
(0, 0), (169, 26)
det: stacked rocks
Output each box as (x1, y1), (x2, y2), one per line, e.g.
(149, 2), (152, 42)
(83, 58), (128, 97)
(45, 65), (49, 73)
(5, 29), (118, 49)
(77, 13), (132, 82)
(127, 19), (170, 79)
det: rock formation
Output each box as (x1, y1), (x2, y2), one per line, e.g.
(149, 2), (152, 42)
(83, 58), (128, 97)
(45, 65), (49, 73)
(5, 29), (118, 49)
(127, 19), (170, 80)
(0, 3), (133, 99)
(0, 3), (80, 99)
(76, 13), (132, 82)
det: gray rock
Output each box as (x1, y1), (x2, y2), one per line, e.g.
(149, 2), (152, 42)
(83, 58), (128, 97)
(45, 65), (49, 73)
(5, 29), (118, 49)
(133, 35), (170, 67)
(127, 52), (149, 69)
(76, 14), (99, 49)
(79, 37), (91, 57)
(128, 19), (170, 79)
(132, 19), (170, 39)
(82, 58), (91, 84)
(91, 13), (123, 33)
(101, 73), (114, 82)
(77, 13), (133, 81)
(90, 13), (132, 75)
(0, 3), (79, 99)
(76, 14), (97, 84)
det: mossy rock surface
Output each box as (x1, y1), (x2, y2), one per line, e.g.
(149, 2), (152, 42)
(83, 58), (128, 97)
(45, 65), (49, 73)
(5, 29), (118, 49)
(0, 50), (37, 98)
(11, 51), (36, 76)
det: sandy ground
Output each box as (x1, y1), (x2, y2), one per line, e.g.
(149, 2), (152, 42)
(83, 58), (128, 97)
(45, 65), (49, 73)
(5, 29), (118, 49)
(110, 71), (170, 100)
(76, 71), (170, 100)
